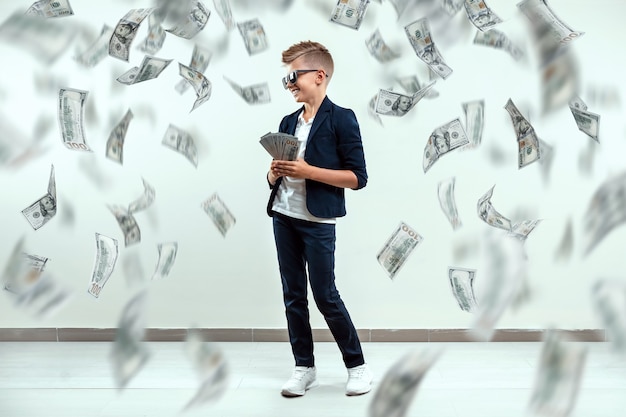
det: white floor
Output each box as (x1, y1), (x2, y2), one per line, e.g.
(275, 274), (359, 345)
(0, 341), (624, 417)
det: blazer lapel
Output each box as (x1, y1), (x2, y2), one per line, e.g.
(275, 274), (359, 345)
(307, 96), (331, 142)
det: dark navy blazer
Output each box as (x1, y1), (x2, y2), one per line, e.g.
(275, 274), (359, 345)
(266, 96), (367, 218)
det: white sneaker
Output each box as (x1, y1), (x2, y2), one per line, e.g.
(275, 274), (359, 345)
(281, 366), (319, 397)
(345, 363), (373, 396)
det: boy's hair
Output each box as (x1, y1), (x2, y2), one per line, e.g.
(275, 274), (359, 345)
(282, 41), (334, 82)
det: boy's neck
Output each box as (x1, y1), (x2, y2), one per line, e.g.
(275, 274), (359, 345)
(302, 90), (326, 122)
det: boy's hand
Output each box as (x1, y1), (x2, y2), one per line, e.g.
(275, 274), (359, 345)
(271, 158), (312, 180)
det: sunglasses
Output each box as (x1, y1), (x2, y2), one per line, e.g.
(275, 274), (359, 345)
(281, 69), (327, 89)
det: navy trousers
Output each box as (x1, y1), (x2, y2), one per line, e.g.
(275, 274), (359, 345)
(272, 212), (365, 369)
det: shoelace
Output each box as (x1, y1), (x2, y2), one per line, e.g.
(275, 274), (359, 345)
(291, 369), (309, 381)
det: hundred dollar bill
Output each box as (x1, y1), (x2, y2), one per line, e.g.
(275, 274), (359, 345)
(368, 93), (384, 126)
(109, 205), (141, 247)
(201, 193), (236, 237)
(109, 8), (155, 62)
(330, 0), (370, 30)
(237, 19), (268, 55)
(464, 0), (502, 32)
(568, 96), (600, 142)
(476, 185), (511, 231)
(366, 28), (400, 62)
(87, 233), (119, 298)
(375, 80), (436, 116)
(213, 0), (234, 30)
(437, 177), (462, 230)
(117, 55), (172, 85)
(260, 132), (300, 161)
(26, 0), (74, 18)
(162, 123), (198, 167)
(517, 0), (584, 45)
(448, 267), (478, 312)
(151, 242), (178, 280)
(591, 279), (626, 353)
(470, 230), (526, 341)
(528, 330), (587, 417)
(473, 29), (524, 61)
(509, 219), (541, 241)
(22, 165), (57, 230)
(537, 137), (554, 183)
(224, 76), (271, 104)
(462, 99), (484, 148)
(0, 11), (76, 64)
(2, 242), (48, 295)
(182, 329), (229, 411)
(441, 0), (465, 16)
(14, 272), (72, 318)
(405, 18), (453, 80)
(178, 62), (212, 112)
(423, 117), (469, 173)
(368, 348), (442, 417)
(582, 170), (626, 256)
(166, 0), (210, 39)
(128, 178), (155, 214)
(504, 98), (541, 168)
(396, 75), (438, 99)
(74, 24), (114, 68)
(121, 251), (146, 287)
(175, 44), (212, 94)
(138, 13), (166, 55)
(110, 290), (151, 389)
(553, 217), (573, 261)
(106, 109), (134, 164)
(376, 222), (423, 280)
(58, 88), (90, 151)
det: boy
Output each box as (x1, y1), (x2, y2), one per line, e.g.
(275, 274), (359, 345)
(266, 41), (372, 397)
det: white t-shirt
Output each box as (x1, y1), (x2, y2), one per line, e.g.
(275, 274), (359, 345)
(272, 114), (336, 224)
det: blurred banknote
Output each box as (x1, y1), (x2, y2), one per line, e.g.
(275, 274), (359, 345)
(462, 99), (484, 148)
(260, 132), (299, 161)
(517, 0), (584, 45)
(26, 0), (74, 18)
(237, 19), (268, 55)
(109, 8), (155, 62)
(138, 13), (166, 54)
(166, 0), (210, 39)
(423, 118), (469, 173)
(505, 98), (541, 168)
(117, 55), (172, 85)
(151, 242), (178, 280)
(582, 170), (626, 255)
(553, 218), (573, 261)
(110, 291), (150, 389)
(366, 28), (400, 62)
(448, 267), (478, 312)
(182, 329), (229, 411)
(162, 123), (198, 167)
(109, 205), (141, 247)
(464, 0), (502, 32)
(405, 18), (453, 79)
(591, 279), (626, 354)
(470, 230), (526, 341)
(528, 330), (587, 417)
(396, 75), (438, 99)
(537, 138), (554, 183)
(377, 222), (423, 280)
(568, 96), (600, 142)
(0, 115), (40, 168)
(375, 81), (436, 117)
(2, 239), (47, 295)
(0, 11), (76, 63)
(121, 251), (146, 287)
(74, 24), (114, 67)
(201, 193), (236, 237)
(477, 185), (512, 231)
(22, 165), (57, 230)
(14, 272), (71, 318)
(178, 62), (212, 112)
(509, 219), (542, 241)
(106, 109), (134, 164)
(175, 44), (212, 94)
(213, 0), (235, 30)
(368, 348), (442, 417)
(387, 0), (411, 18)
(128, 178), (155, 214)
(473, 29), (524, 61)
(330, 0), (370, 30)
(58, 88), (91, 151)
(224, 76), (270, 104)
(442, 0), (464, 16)
(438, 177), (462, 230)
(87, 233), (119, 298)
(368, 92), (384, 126)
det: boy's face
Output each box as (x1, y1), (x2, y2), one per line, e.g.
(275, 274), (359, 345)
(285, 57), (323, 104)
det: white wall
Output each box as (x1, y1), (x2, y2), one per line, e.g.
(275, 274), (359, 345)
(1, 0), (625, 330)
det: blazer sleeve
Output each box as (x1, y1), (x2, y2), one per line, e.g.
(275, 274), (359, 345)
(336, 108), (368, 190)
